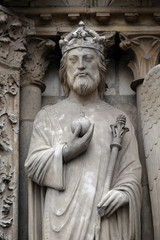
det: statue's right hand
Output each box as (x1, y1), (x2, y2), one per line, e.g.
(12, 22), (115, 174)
(62, 123), (94, 163)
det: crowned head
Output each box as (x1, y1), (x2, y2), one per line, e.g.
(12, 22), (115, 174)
(59, 22), (107, 99)
(59, 21), (106, 56)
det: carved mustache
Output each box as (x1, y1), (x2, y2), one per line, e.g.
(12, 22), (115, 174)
(73, 71), (94, 81)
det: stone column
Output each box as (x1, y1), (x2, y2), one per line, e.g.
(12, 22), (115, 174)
(19, 38), (55, 240)
(120, 33), (160, 240)
(0, 5), (34, 240)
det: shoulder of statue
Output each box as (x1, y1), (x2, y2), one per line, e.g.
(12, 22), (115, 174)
(35, 100), (66, 121)
(39, 101), (63, 114)
(102, 102), (129, 119)
(41, 104), (56, 112)
(33, 104), (57, 123)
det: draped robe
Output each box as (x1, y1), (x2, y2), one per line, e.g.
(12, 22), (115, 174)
(25, 99), (142, 240)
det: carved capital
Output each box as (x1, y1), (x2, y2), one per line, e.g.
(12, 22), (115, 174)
(0, 6), (35, 240)
(21, 38), (55, 91)
(120, 34), (160, 90)
(0, 6), (35, 70)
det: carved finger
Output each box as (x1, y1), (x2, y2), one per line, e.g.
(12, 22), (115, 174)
(99, 195), (115, 216)
(82, 123), (94, 142)
(97, 195), (110, 208)
(73, 123), (82, 139)
(98, 194), (117, 217)
(97, 190), (113, 207)
(104, 199), (118, 216)
(105, 201), (120, 218)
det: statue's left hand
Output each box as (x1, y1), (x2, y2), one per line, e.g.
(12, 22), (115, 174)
(97, 189), (129, 218)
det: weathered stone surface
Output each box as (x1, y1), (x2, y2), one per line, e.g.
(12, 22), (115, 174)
(120, 33), (159, 240)
(0, 5), (34, 240)
(119, 58), (135, 96)
(120, 34), (160, 90)
(105, 61), (116, 96)
(1, 2), (160, 240)
(19, 30), (56, 240)
(0, 72), (20, 240)
(42, 63), (64, 97)
(25, 22), (142, 240)
(20, 85), (42, 121)
(139, 64), (160, 240)
(113, 103), (137, 132)
(21, 38), (55, 91)
(19, 121), (34, 240)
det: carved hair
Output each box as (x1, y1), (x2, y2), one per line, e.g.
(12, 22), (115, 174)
(59, 49), (107, 99)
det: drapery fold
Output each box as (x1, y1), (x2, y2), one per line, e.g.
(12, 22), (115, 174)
(25, 100), (141, 240)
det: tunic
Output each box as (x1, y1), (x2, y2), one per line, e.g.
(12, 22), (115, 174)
(25, 99), (142, 240)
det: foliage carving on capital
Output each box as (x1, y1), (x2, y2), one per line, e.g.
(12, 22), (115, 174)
(0, 5), (35, 69)
(0, 5), (35, 240)
(21, 38), (55, 91)
(119, 33), (160, 90)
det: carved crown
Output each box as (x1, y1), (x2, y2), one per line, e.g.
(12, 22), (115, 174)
(59, 21), (106, 55)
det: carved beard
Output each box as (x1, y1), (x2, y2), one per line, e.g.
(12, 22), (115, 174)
(69, 73), (100, 96)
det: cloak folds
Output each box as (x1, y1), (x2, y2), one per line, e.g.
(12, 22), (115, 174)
(25, 99), (142, 240)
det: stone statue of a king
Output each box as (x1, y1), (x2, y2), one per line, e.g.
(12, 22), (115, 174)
(25, 22), (142, 240)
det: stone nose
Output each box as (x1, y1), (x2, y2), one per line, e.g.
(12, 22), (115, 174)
(78, 58), (85, 71)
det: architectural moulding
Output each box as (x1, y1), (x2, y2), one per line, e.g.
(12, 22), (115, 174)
(20, 37), (55, 121)
(10, 7), (160, 15)
(21, 38), (55, 92)
(0, 5), (35, 240)
(119, 34), (160, 90)
(8, 6), (160, 36)
(19, 37), (55, 240)
(124, 13), (139, 23)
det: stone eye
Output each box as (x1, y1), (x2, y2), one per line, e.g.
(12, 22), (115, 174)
(69, 56), (78, 63)
(85, 55), (94, 62)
